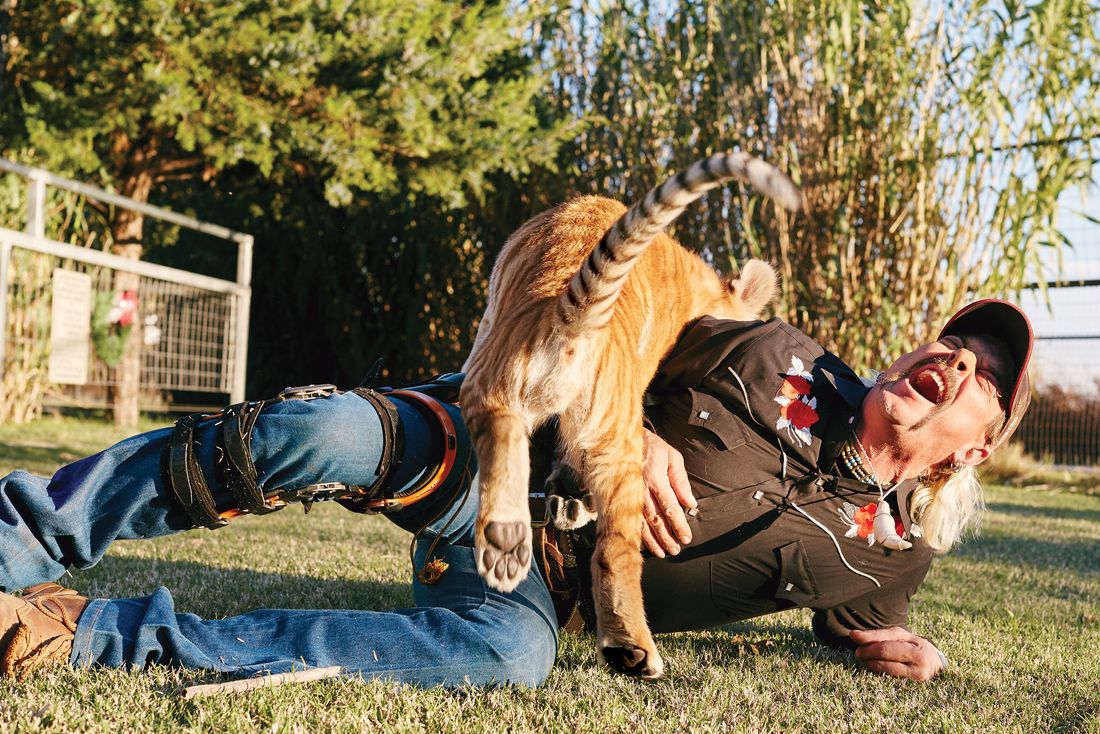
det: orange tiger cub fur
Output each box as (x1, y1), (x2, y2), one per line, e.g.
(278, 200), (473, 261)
(460, 152), (802, 678)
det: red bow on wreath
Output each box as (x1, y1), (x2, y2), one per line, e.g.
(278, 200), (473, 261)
(109, 290), (139, 327)
(91, 290), (141, 367)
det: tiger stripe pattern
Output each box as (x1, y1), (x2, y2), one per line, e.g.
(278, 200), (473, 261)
(556, 152), (802, 334)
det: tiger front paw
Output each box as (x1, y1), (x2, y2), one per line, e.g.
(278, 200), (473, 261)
(475, 519), (532, 592)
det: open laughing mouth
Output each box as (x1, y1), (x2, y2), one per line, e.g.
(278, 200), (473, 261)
(907, 364), (949, 405)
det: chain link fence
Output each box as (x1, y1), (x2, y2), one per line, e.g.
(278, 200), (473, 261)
(1016, 193), (1100, 467)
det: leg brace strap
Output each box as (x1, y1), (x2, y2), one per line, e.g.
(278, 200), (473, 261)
(164, 414), (229, 530)
(334, 387), (461, 514)
(356, 389), (459, 513)
(351, 387), (404, 496)
(213, 386), (403, 522)
(219, 399), (280, 515)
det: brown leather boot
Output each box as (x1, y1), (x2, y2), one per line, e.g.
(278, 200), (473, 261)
(0, 583), (88, 681)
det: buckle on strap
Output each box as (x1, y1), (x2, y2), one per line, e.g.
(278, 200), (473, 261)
(532, 524), (590, 632)
(216, 384), (349, 521)
(359, 389), (458, 513)
(164, 414), (228, 530)
(278, 384), (338, 401)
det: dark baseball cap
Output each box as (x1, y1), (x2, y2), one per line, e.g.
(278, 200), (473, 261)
(938, 299), (1033, 450)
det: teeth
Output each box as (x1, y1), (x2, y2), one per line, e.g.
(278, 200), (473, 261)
(911, 367), (946, 403)
(928, 371), (945, 402)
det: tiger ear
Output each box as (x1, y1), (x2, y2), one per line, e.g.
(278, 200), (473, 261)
(728, 259), (778, 315)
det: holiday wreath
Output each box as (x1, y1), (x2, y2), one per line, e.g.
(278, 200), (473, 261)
(90, 289), (139, 367)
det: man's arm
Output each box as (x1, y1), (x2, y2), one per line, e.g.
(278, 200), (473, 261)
(813, 577), (947, 682)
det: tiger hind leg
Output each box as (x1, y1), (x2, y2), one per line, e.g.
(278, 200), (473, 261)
(585, 446), (664, 679)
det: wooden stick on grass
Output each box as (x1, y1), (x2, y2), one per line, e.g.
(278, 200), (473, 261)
(181, 666), (346, 699)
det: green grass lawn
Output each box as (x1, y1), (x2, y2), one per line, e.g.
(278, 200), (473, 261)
(0, 417), (1098, 733)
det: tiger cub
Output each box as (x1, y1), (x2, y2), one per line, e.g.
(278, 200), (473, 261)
(460, 152), (802, 678)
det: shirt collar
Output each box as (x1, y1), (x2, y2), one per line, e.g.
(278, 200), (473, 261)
(815, 350), (872, 408)
(813, 351), (871, 475)
(813, 354), (923, 537)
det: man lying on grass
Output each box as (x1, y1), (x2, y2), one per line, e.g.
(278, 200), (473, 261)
(0, 299), (1031, 685)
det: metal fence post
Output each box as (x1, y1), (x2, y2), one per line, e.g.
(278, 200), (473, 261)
(25, 171), (46, 238)
(232, 234), (254, 403)
(0, 240), (10, 381)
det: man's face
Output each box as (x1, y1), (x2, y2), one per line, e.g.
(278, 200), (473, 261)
(871, 333), (1012, 466)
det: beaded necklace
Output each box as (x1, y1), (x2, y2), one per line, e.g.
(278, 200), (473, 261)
(838, 438), (878, 485)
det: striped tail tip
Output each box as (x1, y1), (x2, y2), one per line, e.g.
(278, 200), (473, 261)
(740, 156), (803, 212)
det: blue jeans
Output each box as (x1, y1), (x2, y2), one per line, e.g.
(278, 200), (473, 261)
(0, 391), (558, 687)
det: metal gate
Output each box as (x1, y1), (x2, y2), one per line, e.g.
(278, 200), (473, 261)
(0, 159), (252, 415)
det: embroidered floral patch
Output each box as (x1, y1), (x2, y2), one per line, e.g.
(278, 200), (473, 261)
(839, 501), (908, 548)
(844, 502), (878, 542)
(774, 355), (819, 446)
(840, 499), (910, 550)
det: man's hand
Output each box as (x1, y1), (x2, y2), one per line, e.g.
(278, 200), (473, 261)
(641, 430), (697, 558)
(850, 627), (946, 681)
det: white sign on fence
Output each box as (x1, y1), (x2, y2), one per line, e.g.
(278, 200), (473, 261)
(48, 268), (91, 385)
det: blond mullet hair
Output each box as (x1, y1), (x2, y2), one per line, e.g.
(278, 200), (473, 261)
(907, 466), (985, 552)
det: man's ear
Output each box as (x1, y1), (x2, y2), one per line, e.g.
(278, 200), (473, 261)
(953, 443), (992, 468)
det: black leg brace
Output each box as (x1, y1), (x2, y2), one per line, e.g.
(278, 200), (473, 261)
(164, 413), (228, 529)
(219, 399), (277, 517)
(161, 384), (406, 530)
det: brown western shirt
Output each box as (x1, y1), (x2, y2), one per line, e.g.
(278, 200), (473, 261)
(638, 316), (933, 648)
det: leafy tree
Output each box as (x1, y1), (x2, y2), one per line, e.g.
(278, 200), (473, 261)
(5, 0), (1097, 413)
(2, 0), (564, 422)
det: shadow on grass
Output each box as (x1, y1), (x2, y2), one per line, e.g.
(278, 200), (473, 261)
(986, 500), (1100, 526)
(1051, 701), (1100, 734)
(555, 619), (848, 678)
(695, 620), (837, 658)
(656, 621), (1098, 732)
(956, 534), (1100, 576)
